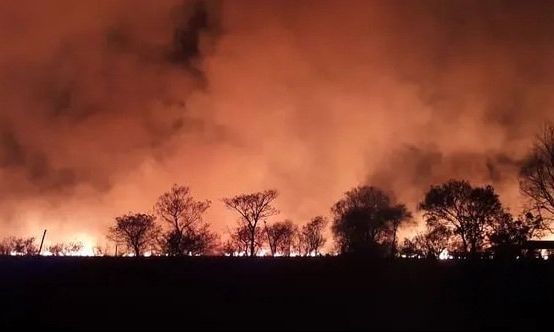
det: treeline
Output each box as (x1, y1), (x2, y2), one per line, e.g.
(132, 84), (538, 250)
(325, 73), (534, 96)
(0, 237), (83, 256)
(103, 188), (328, 257)
(2, 125), (554, 259)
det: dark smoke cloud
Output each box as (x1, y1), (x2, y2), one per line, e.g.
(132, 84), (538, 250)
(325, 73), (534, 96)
(0, 0), (219, 195)
(0, 0), (224, 242)
(368, 145), (524, 212)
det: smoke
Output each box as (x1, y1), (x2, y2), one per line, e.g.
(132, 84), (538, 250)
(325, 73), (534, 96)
(1, 0), (554, 245)
(368, 145), (524, 211)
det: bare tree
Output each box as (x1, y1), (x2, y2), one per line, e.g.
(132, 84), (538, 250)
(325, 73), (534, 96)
(108, 213), (161, 257)
(155, 184), (214, 256)
(223, 190), (279, 256)
(265, 220), (296, 256)
(0, 237), (15, 255)
(277, 222), (297, 257)
(231, 224), (252, 256)
(9, 237), (38, 255)
(419, 180), (504, 257)
(293, 228), (310, 256)
(48, 243), (64, 256)
(401, 224), (452, 259)
(421, 224), (452, 258)
(520, 124), (554, 222)
(65, 241), (84, 255)
(400, 237), (423, 258)
(301, 216), (328, 256)
(226, 223), (265, 256)
(222, 240), (237, 256)
(48, 241), (84, 256)
(388, 205), (413, 257)
(93, 244), (105, 256)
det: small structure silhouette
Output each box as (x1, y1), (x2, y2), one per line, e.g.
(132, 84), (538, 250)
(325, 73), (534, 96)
(521, 240), (554, 250)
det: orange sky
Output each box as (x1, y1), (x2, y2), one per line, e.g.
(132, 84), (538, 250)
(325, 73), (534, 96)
(1, 0), (554, 249)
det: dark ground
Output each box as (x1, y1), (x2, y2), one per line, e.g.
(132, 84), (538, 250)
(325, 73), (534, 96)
(1, 257), (553, 330)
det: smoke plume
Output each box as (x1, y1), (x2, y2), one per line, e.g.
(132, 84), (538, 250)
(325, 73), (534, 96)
(1, 0), (554, 247)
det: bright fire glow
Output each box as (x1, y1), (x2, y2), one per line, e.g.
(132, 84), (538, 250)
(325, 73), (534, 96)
(439, 249), (450, 260)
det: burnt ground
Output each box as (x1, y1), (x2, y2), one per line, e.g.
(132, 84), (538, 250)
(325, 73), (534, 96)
(0, 256), (553, 330)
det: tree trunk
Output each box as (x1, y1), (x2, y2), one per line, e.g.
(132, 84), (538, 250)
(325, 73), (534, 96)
(264, 223), (275, 256)
(249, 228), (256, 257)
(460, 233), (468, 256)
(391, 226), (398, 258)
(469, 240), (478, 259)
(174, 218), (182, 256)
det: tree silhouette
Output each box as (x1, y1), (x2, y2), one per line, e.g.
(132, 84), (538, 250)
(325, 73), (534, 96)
(48, 243), (64, 256)
(93, 245), (106, 256)
(277, 222), (297, 256)
(400, 237), (422, 258)
(231, 224), (253, 256)
(65, 241), (84, 255)
(387, 204), (413, 257)
(5, 237), (38, 256)
(47, 241), (84, 256)
(401, 224), (452, 259)
(226, 223), (265, 256)
(489, 211), (549, 258)
(221, 239), (237, 256)
(331, 186), (411, 256)
(162, 224), (218, 256)
(293, 227), (310, 256)
(265, 220), (295, 256)
(155, 184), (213, 256)
(419, 180), (504, 257)
(520, 124), (554, 222)
(223, 190), (279, 256)
(0, 237), (15, 255)
(301, 216), (328, 256)
(108, 213), (161, 257)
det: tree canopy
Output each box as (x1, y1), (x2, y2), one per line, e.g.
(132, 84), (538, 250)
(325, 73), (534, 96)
(331, 186), (411, 256)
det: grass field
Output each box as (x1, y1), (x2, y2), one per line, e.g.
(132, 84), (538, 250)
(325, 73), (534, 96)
(1, 256), (553, 330)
